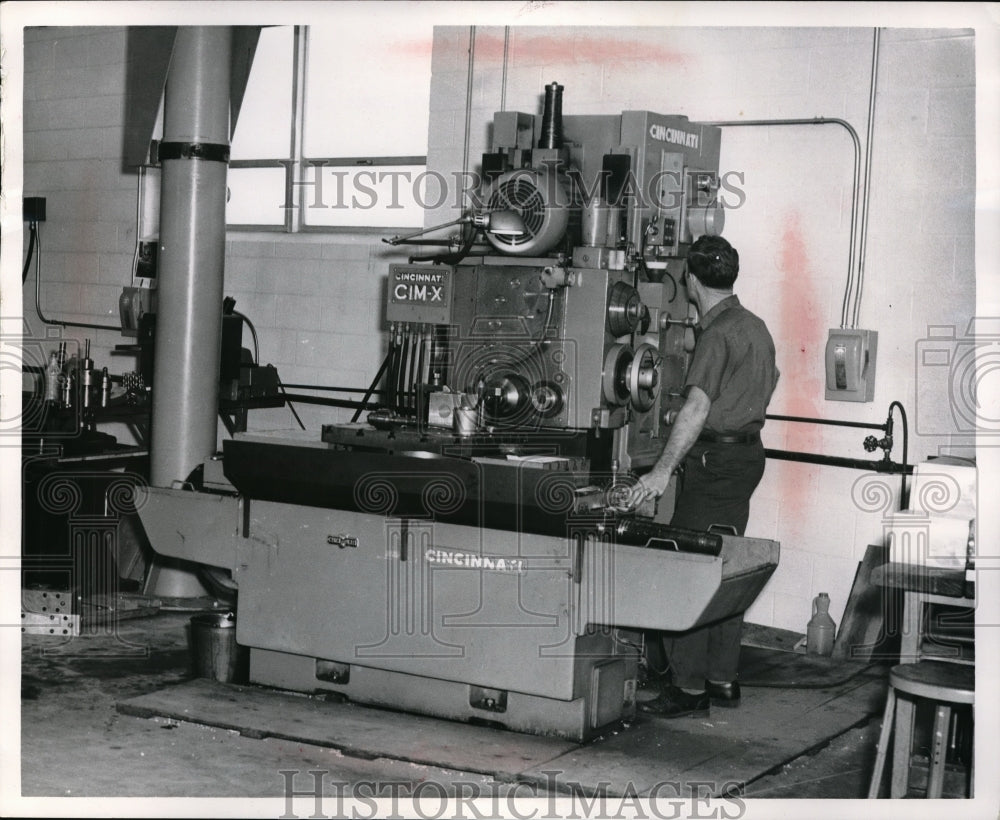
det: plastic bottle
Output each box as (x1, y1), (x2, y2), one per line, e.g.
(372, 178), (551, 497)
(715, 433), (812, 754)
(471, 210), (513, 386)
(806, 592), (836, 656)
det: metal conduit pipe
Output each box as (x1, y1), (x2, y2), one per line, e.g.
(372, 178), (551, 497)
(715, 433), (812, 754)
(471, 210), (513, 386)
(852, 28), (881, 329)
(765, 412), (886, 431)
(706, 117), (862, 329)
(764, 449), (911, 474)
(150, 27), (233, 488)
(764, 400), (911, 510)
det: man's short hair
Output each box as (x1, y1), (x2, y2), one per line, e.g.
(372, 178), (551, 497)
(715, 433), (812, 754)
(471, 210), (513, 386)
(687, 235), (739, 289)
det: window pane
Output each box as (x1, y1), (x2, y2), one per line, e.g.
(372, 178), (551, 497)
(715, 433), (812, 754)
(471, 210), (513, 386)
(303, 24), (432, 158)
(301, 165), (426, 228)
(227, 167), (287, 226)
(230, 26), (294, 160)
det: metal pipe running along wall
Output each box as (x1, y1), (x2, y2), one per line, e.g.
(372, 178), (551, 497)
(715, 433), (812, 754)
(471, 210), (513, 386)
(150, 27), (233, 488)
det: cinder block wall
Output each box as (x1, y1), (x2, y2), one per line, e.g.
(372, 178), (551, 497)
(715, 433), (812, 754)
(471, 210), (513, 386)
(22, 24), (977, 632)
(427, 25), (977, 631)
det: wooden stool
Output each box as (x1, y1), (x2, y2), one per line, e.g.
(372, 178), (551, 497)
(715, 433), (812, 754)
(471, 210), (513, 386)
(868, 660), (974, 798)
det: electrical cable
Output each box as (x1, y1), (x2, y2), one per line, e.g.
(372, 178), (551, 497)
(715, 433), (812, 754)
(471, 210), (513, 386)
(397, 325), (410, 414)
(228, 308), (303, 429)
(889, 400), (909, 509)
(507, 288), (556, 369)
(22, 224), (37, 284)
(386, 329), (400, 412)
(416, 325), (427, 407)
(350, 347), (394, 423)
(852, 28), (881, 329)
(407, 327), (419, 413)
(34, 226), (121, 332)
(706, 117), (862, 330)
(400, 327), (410, 413)
(408, 326), (418, 413)
(275, 373), (307, 431)
(392, 327), (404, 411)
(392, 326), (402, 413)
(663, 271), (678, 304)
(280, 393), (380, 411)
(231, 310), (260, 364)
(282, 383), (387, 395)
(408, 222), (478, 265)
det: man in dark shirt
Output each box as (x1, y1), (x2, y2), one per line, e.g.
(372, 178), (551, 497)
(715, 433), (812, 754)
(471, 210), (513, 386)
(626, 234), (778, 718)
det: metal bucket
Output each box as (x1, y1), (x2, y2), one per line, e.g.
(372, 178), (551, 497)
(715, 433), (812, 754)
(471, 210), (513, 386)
(189, 612), (247, 683)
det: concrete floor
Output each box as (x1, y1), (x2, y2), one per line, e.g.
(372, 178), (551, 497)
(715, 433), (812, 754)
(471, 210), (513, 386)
(14, 606), (904, 816)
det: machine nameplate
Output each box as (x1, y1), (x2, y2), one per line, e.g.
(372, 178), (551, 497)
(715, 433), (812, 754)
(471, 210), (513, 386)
(392, 270), (448, 304)
(327, 533), (359, 549)
(386, 264), (453, 324)
(648, 123), (699, 149)
(425, 547), (526, 574)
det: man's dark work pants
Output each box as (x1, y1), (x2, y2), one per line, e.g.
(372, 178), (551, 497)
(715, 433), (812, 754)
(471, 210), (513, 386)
(664, 439), (766, 690)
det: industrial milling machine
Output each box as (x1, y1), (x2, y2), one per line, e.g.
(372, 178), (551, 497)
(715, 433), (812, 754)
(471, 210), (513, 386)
(140, 81), (779, 741)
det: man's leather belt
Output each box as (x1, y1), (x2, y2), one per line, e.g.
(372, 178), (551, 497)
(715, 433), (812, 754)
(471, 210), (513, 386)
(698, 430), (760, 445)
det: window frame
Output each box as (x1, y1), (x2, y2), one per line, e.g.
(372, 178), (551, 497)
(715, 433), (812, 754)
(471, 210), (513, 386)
(226, 25), (429, 234)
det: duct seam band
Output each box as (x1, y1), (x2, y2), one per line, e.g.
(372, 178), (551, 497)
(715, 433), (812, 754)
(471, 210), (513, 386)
(158, 141), (231, 164)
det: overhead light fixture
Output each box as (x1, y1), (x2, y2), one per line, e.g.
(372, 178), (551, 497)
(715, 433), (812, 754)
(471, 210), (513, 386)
(383, 210), (526, 246)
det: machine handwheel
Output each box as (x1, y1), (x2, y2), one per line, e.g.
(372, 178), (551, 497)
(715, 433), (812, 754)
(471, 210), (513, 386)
(626, 343), (659, 412)
(602, 344), (634, 406)
(606, 281), (643, 338)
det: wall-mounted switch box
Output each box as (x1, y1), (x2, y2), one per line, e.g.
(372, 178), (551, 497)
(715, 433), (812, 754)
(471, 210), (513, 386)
(825, 328), (877, 402)
(23, 197), (46, 223)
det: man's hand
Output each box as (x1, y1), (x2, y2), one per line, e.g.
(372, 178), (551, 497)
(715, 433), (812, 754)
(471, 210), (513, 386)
(613, 386), (711, 516)
(618, 470), (672, 514)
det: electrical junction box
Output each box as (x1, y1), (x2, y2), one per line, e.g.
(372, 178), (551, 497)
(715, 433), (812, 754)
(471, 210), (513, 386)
(23, 197), (46, 223)
(825, 329), (877, 402)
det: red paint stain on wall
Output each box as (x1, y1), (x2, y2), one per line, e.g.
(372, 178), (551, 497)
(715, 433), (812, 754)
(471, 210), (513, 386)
(512, 33), (688, 67)
(472, 32), (507, 65)
(776, 211), (825, 502)
(389, 37), (434, 60)
(393, 33), (508, 65)
(396, 31), (687, 81)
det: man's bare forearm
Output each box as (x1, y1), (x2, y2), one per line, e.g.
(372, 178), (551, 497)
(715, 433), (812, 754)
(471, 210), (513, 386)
(642, 386), (711, 497)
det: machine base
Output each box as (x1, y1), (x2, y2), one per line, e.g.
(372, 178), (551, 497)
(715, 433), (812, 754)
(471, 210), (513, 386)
(250, 646), (637, 743)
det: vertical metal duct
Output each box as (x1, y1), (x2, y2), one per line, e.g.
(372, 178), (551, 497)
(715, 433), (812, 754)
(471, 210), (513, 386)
(150, 27), (233, 488)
